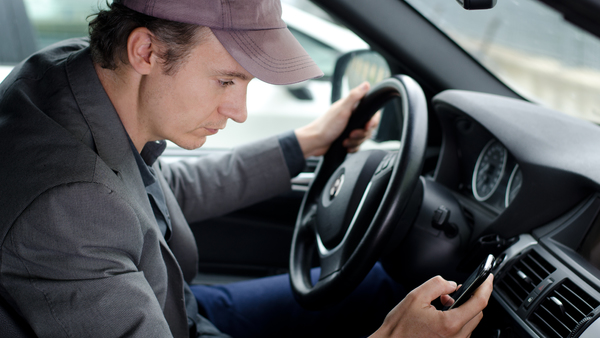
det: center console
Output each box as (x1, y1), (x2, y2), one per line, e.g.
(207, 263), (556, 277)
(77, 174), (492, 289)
(486, 195), (600, 337)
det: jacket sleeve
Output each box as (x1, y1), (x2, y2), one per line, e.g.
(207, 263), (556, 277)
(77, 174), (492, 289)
(1, 182), (174, 338)
(159, 136), (293, 223)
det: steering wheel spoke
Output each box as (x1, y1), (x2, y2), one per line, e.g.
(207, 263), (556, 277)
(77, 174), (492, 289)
(316, 241), (344, 280)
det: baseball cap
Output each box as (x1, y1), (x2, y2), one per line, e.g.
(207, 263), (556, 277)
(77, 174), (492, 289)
(119, 0), (324, 85)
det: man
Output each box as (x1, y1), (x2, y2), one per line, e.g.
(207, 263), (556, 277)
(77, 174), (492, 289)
(0, 0), (492, 337)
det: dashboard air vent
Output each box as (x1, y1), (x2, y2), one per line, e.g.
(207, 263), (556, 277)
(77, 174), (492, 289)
(497, 250), (556, 309)
(529, 279), (599, 338)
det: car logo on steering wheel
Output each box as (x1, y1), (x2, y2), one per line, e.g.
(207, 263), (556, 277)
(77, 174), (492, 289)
(329, 174), (345, 200)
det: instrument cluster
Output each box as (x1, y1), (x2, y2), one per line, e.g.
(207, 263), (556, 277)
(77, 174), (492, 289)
(471, 139), (522, 211)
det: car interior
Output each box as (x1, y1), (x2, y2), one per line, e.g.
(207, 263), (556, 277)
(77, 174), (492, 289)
(3, 0), (600, 337)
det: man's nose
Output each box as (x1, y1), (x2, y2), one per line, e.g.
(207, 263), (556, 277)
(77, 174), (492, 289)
(219, 88), (248, 123)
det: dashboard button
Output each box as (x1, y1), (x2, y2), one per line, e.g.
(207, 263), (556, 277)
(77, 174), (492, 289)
(524, 290), (540, 309)
(536, 278), (554, 293)
(432, 206), (450, 230)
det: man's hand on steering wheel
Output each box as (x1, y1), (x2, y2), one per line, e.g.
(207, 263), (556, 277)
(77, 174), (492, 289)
(294, 82), (379, 158)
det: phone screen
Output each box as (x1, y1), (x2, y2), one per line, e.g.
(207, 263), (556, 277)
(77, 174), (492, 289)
(443, 254), (494, 311)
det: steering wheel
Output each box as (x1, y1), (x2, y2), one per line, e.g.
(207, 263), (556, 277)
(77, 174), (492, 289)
(289, 75), (429, 310)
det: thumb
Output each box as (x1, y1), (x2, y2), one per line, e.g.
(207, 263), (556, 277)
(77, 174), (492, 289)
(342, 82), (370, 110)
(415, 276), (458, 303)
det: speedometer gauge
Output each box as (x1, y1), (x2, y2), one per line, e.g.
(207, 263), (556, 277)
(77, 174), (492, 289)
(472, 140), (508, 201)
(505, 165), (523, 207)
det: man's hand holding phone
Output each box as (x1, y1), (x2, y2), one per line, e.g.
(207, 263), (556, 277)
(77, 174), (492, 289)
(370, 272), (493, 337)
(443, 254), (495, 311)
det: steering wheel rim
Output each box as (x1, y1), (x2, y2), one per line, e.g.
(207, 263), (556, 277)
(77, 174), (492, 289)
(289, 75), (429, 310)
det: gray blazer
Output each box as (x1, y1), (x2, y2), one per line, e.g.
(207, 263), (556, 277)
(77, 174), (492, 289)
(0, 39), (293, 337)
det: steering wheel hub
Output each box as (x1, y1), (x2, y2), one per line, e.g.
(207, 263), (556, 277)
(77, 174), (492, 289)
(317, 150), (388, 249)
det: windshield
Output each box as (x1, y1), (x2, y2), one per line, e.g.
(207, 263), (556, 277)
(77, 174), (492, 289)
(405, 0), (600, 124)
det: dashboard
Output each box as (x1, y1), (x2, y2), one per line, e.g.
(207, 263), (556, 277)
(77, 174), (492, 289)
(427, 90), (600, 337)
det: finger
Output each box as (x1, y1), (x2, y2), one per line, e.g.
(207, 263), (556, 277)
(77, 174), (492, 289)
(343, 82), (370, 110)
(449, 274), (493, 319)
(345, 135), (367, 145)
(348, 113), (380, 137)
(346, 112), (379, 141)
(414, 276), (459, 303)
(469, 274), (493, 304)
(344, 141), (365, 151)
(344, 133), (370, 147)
(348, 129), (368, 140)
(347, 146), (360, 153)
(440, 283), (463, 306)
(440, 294), (455, 307)
(365, 111), (381, 130)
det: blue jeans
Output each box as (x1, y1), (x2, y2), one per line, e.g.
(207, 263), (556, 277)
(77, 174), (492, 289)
(190, 262), (405, 338)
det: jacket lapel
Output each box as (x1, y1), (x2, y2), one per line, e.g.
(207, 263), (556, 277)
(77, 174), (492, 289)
(65, 47), (153, 218)
(65, 45), (189, 335)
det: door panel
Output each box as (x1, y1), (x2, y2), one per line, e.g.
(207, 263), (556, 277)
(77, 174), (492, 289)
(191, 190), (303, 283)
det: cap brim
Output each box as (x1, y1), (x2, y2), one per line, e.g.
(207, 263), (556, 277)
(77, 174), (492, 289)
(212, 27), (324, 85)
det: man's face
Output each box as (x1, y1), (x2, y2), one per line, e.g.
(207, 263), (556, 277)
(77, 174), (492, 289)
(140, 31), (253, 150)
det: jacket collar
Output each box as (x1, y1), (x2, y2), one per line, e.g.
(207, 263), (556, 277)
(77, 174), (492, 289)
(65, 46), (153, 217)
(66, 47), (133, 173)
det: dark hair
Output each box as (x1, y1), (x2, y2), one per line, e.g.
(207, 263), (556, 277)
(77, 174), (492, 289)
(88, 2), (209, 75)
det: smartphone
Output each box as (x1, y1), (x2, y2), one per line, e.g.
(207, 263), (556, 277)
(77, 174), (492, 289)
(443, 254), (494, 311)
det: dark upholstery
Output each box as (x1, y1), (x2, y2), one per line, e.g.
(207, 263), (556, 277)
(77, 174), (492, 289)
(0, 296), (37, 338)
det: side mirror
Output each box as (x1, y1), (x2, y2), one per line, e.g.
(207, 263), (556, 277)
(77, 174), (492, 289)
(456, 0), (497, 10)
(331, 50), (390, 104)
(331, 50), (402, 143)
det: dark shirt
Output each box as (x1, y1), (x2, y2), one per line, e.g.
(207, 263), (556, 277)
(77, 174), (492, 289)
(129, 131), (305, 336)
(131, 131), (305, 239)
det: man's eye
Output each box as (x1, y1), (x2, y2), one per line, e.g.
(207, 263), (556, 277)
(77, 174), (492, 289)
(219, 80), (234, 87)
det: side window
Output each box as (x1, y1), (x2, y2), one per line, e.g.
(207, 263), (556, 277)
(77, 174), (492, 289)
(0, 0), (103, 85)
(0, 0), (36, 64)
(288, 27), (340, 80)
(23, 0), (101, 49)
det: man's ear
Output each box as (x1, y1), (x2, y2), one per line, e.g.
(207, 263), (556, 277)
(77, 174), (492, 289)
(127, 27), (156, 75)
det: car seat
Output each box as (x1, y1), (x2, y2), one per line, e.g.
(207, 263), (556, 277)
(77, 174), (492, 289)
(0, 0), (37, 63)
(0, 295), (37, 337)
